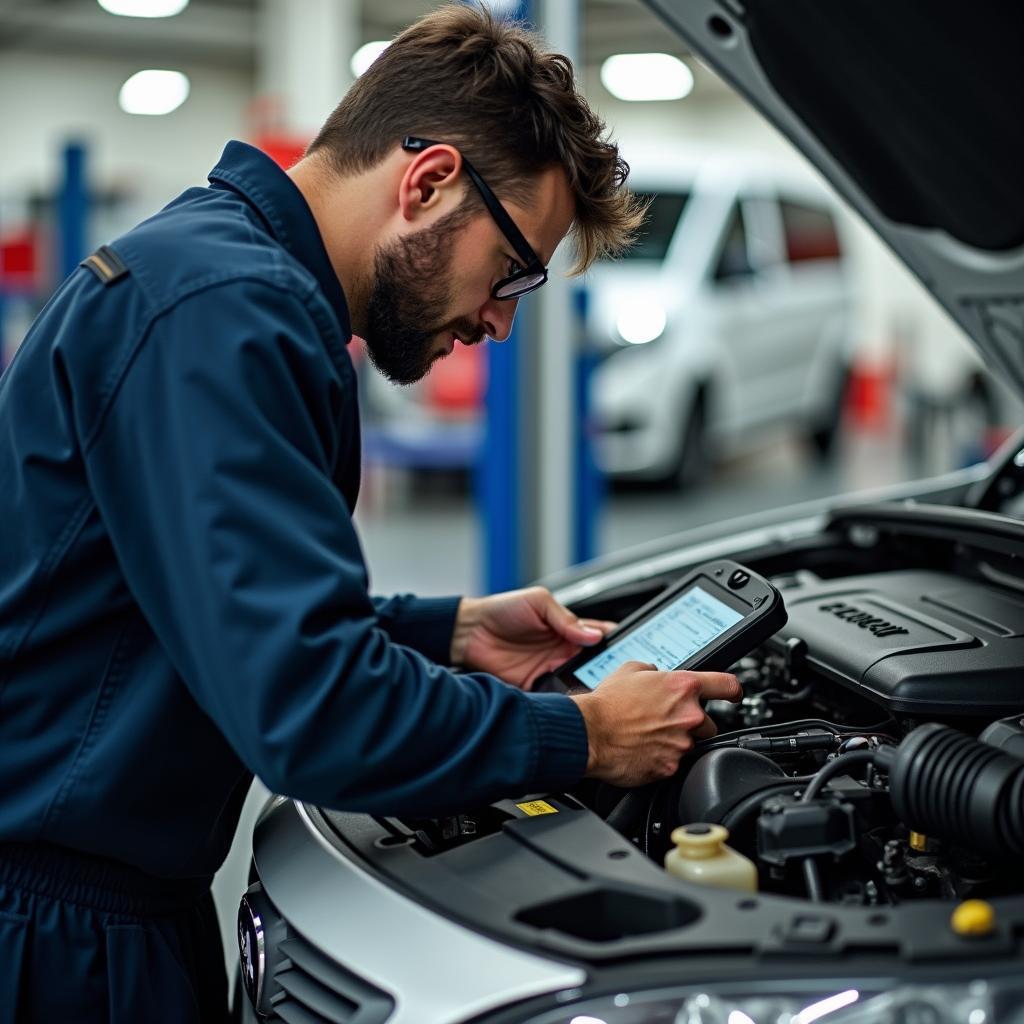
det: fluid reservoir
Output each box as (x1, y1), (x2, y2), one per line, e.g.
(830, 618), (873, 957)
(665, 823), (758, 892)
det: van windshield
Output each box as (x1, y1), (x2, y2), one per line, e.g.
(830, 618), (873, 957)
(623, 191), (691, 261)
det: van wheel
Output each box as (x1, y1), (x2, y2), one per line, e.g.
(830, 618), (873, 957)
(808, 365), (849, 460)
(675, 392), (710, 489)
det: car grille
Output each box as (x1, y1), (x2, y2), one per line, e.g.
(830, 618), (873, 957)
(270, 934), (394, 1023)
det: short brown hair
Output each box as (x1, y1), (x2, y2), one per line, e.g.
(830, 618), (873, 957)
(307, 2), (643, 272)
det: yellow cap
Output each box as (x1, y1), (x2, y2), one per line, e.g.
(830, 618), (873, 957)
(951, 900), (995, 937)
(908, 831), (927, 851)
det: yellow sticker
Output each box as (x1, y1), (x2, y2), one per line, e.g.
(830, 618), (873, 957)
(516, 799), (558, 817)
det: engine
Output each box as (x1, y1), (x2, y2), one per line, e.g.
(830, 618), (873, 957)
(597, 567), (1024, 907)
(764, 567), (1024, 726)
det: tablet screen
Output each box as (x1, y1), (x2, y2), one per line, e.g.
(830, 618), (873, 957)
(573, 584), (745, 689)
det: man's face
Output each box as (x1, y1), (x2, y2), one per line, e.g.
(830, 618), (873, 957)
(362, 205), (480, 385)
(362, 163), (575, 385)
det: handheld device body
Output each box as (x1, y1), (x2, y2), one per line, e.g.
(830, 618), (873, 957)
(546, 559), (787, 692)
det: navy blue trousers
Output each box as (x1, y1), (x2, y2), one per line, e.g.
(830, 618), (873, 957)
(0, 843), (228, 1023)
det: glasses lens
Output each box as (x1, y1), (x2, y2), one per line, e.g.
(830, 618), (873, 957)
(494, 271), (547, 299)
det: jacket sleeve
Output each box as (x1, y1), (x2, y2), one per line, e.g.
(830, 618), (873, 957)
(370, 594), (461, 664)
(80, 279), (588, 815)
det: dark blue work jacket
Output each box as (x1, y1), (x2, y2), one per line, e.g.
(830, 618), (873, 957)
(0, 141), (587, 881)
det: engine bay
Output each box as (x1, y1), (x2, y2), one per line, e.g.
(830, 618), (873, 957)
(307, 501), (1024, 970)
(599, 562), (1024, 908)
(566, 508), (1024, 912)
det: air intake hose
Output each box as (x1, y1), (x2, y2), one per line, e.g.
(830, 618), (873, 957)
(885, 723), (1024, 860)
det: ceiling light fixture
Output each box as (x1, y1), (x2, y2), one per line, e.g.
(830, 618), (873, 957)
(118, 69), (190, 116)
(600, 52), (694, 102)
(98, 0), (190, 16)
(351, 41), (390, 78)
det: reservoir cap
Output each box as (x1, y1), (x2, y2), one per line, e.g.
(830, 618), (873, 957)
(951, 899), (995, 937)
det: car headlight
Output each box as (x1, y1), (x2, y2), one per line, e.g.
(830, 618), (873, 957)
(615, 304), (666, 345)
(522, 979), (1019, 1024)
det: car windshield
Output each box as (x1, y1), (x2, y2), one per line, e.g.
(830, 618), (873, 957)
(622, 190), (690, 262)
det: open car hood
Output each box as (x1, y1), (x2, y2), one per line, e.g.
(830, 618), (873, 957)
(642, 0), (1024, 394)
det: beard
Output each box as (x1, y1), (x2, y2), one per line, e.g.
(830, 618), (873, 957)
(362, 205), (484, 385)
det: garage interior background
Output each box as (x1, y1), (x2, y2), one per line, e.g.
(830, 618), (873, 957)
(1, 0), (1018, 968)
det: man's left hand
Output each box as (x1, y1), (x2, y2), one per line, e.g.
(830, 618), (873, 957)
(450, 587), (616, 689)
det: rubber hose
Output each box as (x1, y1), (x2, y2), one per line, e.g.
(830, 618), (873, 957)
(888, 723), (1024, 860)
(801, 748), (877, 802)
(803, 858), (824, 902)
(606, 788), (650, 836)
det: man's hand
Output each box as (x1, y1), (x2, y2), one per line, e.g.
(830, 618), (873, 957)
(450, 587), (615, 688)
(570, 661), (742, 787)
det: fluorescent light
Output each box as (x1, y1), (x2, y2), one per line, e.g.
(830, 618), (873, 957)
(600, 53), (694, 102)
(616, 304), (666, 345)
(98, 0), (189, 16)
(351, 41), (389, 78)
(119, 70), (190, 116)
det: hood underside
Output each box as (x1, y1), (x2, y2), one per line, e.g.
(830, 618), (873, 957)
(642, 0), (1024, 394)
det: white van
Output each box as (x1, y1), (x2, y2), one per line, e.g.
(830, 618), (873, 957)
(588, 148), (855, 485)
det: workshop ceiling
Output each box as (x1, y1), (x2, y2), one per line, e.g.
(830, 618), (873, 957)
(0, 0), (690, 74)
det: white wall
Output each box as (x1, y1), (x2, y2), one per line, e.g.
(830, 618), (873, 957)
(0, 52), (253, 228)
(0, 39), (985, 399)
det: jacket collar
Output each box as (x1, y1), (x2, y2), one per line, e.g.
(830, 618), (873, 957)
(208, 140), (352, 339)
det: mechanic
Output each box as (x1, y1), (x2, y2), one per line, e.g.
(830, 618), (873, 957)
(0, 5), (740, 1020)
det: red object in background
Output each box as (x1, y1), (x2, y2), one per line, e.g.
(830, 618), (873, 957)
(253, 134), (309, 171)
(846, 359), (894, 431)
(247, 95), (311, 171)
(985, 426), (1014, 456)
(426, 342), (485, 414)
(0, 230), (39, 291)
(348, 335), (481, 414)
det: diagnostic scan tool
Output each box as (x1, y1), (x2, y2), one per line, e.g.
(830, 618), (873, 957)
(547, 559), (787, 692)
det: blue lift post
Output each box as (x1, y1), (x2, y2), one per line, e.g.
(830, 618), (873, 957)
(573, 285), (604, 566)
(476, 0), (598, 594)
(58, 142), (89, 281)
(477, 0), (533, 596)
(479, 330), (522, 593)
(3, 142), (89, 372)
(1, 143), (86, 373)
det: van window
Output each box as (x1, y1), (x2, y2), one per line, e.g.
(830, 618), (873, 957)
(623, 191), (690, 261)
(713, 204), (755, 281)
(780, 200), (842, 263)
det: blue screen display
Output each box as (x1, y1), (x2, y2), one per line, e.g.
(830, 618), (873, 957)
(573, 584), (744, 689)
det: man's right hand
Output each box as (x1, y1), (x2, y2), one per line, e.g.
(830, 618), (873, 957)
(569, 661), (742, 787)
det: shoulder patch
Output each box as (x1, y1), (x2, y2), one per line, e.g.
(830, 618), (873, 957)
(81, 245), (130, 286)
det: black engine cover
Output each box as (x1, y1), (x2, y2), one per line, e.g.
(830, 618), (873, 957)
(773, 570), (1024, 717)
